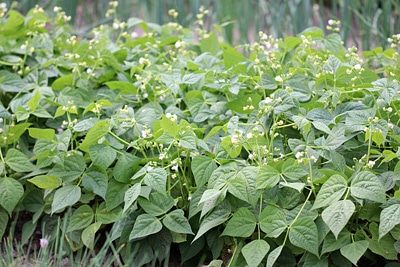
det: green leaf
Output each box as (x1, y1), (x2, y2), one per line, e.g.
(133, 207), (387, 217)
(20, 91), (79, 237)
(28, 128), (55, 140)
(266, 245), (283, 267)
(138, 192), (174, 216)
(289, 217), (319, 256)
(200, 32), (220, 55)
(113, 153), (141, 183)
(242, 239), (270, 267)
(105, 179), (128, 211)
(82, 166), (108, 200)
(368, 222), (397, 260)
(312, 174), (348, 209)
(96, 205), (122, 224)
(78, 119), (110, 153)
(5, 148), (36, 172)
(350, 171), (386, 203)
(321, 230), (351, 254)
(162, 209), (193, 235)
(228, 166), (259, 205)
(129, 214), (162, 240)
(123, 183), (141, 213)
(281, 160), (308, 180)
(191, 156), (217, 188)
(0, 70), (25, 92)
(259, 205), (287, 238)
(221, 43), (246, 69)
(51, 185), (81, 214)
(105, 81), (137, 94)
(256, 165), (280, 189)
(193, 204), (230, 242)
(81, 222), (102, 250)
(322, 200), (355, 239)
(340, 240), (369, 266)
(48, 154), (85, 182)
(221, 207), (256, 237)
(89, 144), (116, 169)
(182, 73), (204, 85)
(324, 33), (342, 54)
(379, 204), (400, 239)
(144, 167), (167, 193)
(67, 205), (94, 232)
(27, 90), (41, 112)
(0, 178), (24, 216)
(179, 130), (197, 150)
(28, 175), (61, 189)
(51, 74), (74, 91)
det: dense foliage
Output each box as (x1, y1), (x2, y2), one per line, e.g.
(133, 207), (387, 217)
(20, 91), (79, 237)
(1, 2), (400, 266)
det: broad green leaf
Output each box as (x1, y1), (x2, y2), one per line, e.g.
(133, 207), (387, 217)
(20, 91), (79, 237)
(368, 222), (397, 260)
(193, 204), (230, 242)
(28, 128), (55, 140)
(259, 206), (287, 238)
(312, 174), (347, 209)
(114, 153), (141, 183)
(242, 239), (270, 267)
(379, 204), (400, 239)
(324, 33), (342, 54)
(322, 200), (355, 239)
(221, 43), (246, 69)
(123, 183), (141, 213)
(221, 207), (256, 237)
(182, 73), (204, 85)
(191, 156), (217, 187)
(340, 240), (369, 266)
(350, 171), (386, 203)
(5, 148), (36, 172)
(27, 90), (41, 112)
(28, 175), (61, 189)
(289, 217), (319, 256)
(0, 70), (25, 92)
(72, 117), (98, 132)
(96, 205), (122, 224)
(0, 178), (24, 216)
(266, 245), (283, 267)
(89, 144), (116, 169)
(179, 130), (197, 150)
(143, 167), (167, 193)
(21, 220), (37, 245)
(78, 119), (110, 152)
(48, 154), (85, 182)
(138, 192), (174, 216)
(256, 165), (280, 189)
(228, 166), (259, 205)
(162, 209), (193, 235)
(51, 74), (74, 91)
(82, 166), (108, 200)
(51, 185), (81, 214)
(129, 214), (162, 240)
(281, 160), (308, 180)
(81, 222), (102, 250)
(105, 179), (128, 211)
(321, 230), (351, 254)
(105, 81), (137, 94)
(200, 32), (220, 55)
(67, 205), (94, 232)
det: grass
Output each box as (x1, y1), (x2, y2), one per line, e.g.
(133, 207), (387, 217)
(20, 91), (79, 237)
(2, 0), (399, 49)
(1, 210), (123, 267)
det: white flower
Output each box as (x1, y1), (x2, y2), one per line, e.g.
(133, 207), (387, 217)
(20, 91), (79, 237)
(354, 64), (361, 71)
(275, 75), (283, 83)
(147, 166), (153, 172)
(246, 132), (253, 139)
(264, 97), (272, 104)
(171, 164), (179, 171)
(367, 160), (375, 168)
(295, 151), (303, 159)
(328, 19), (334, 25)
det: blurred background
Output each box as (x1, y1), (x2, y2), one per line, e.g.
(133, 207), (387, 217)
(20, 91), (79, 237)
(3, 0), (400, 51)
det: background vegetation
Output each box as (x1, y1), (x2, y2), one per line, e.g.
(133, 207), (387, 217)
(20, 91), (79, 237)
(4, 0), (400, 50)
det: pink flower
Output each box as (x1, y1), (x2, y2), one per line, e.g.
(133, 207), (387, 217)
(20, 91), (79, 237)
(40, 238), (49, 248)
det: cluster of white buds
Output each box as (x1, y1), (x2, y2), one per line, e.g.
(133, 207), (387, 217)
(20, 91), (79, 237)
(326, 19), (340, 32)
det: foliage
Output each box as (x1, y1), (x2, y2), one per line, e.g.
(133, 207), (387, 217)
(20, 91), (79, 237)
(1, 2), (400, 266)
(3, 0), (400, 50)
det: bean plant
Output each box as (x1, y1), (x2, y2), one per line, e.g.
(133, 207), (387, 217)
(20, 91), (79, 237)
(0, 2), (400, 266)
